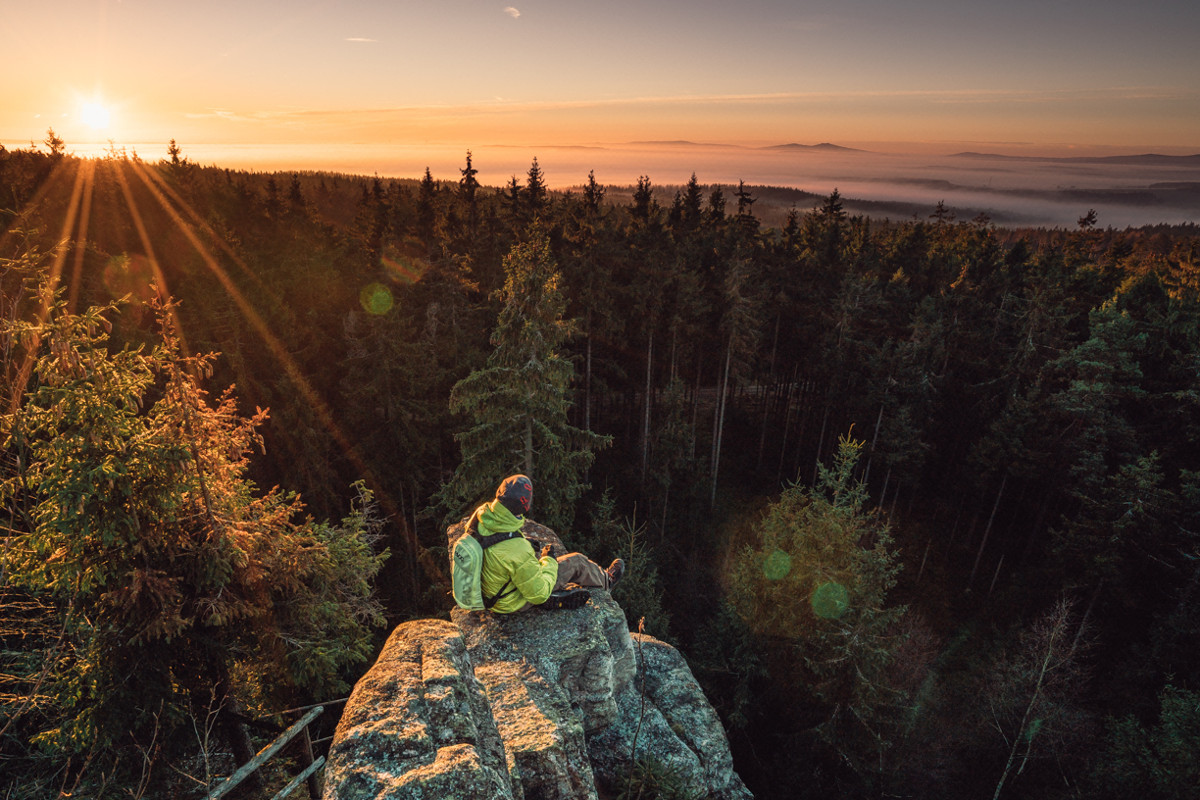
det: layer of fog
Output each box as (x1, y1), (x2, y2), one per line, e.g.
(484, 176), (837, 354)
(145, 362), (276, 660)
(37, 141), (1200, 229)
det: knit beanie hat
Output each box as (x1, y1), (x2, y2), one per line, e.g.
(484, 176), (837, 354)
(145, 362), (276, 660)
(495, 474), (533, 517)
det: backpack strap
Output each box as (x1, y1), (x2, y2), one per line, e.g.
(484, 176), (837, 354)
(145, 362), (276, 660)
(483, 579), (515, 609)
(474, 528), (525, 609)
(475, 529), (523, 550)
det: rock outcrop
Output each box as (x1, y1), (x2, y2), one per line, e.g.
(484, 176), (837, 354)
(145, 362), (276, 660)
(324, 519), (752, 800)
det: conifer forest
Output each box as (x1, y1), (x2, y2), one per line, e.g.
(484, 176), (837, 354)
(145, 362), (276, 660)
(2, 140), (1199, 799)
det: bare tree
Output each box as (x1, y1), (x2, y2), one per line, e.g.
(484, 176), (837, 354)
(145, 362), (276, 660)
(984, 598), (1092, 799)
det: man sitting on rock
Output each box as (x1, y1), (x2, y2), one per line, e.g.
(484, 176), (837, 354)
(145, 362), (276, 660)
(472, 474), (623, 613)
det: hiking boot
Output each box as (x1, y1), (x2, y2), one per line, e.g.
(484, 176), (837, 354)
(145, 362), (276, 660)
(605, 558), (625, 588)
(544, 587), (590, 610)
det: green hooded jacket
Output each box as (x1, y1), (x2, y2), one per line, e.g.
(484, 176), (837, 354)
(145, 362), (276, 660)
(474, 500), (558, 613)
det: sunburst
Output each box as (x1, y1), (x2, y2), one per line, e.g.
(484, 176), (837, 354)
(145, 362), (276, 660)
(80, 101), (111, 131)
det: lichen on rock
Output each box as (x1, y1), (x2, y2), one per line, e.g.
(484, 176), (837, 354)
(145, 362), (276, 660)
(323, 619), (514, 800)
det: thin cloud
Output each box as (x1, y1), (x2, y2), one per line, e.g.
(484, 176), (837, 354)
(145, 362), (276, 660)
(504, 7), (520, 19)
(183, 85), (1200, 129)
(345, 37), (377, 42)
(184, 109), (271, 123)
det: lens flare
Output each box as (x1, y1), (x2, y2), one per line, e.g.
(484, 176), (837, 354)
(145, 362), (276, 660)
(811, 581), (849, 619)
(381, 254), (424, 284)
(762, 549), (792, 581)
(360, 283), (394, 315)
(103, 253), (156, 301)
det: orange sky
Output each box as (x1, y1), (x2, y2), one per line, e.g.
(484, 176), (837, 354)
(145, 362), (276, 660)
(4, 0), (1198, 162)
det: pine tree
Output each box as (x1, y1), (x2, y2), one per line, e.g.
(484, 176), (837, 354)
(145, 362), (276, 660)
(1089, 684), (1200, 799)
(0, 289), (388, 777)
(42, 128), (65, 159)
(710, 250), (762, 507)
(165, 138), (188, 169)
(678, 173), (703, 232)
(728, 434), (908, 780)
(459, 150), (480, 206)
(416, 166), (438, 244)
(561, 170), (619, 434)
(582, 169), (604, 215)
(525, 157), (548, 217)
(733, 180), (758, 239)
(631, 175), (655, 223)
(707, 186), (727, 228)
(459, 149), (481, 231)
(436, 225), (610, 530)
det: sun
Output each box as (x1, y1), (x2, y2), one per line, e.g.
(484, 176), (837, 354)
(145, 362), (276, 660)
(80, 101), (111, 131)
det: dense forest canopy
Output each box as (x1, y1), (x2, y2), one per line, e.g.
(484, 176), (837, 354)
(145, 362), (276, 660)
(2, 139), (1199, 799)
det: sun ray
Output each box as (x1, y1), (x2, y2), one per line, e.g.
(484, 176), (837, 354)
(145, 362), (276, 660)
(6, 158), (95, 416)
(130, 163), (278, 299)
(68, 160), (97, 313)
(0, 157), (77, 257)
(126, 160), (442, 584)
(47, 158), (91, 292)
(111, 159), (189, 357)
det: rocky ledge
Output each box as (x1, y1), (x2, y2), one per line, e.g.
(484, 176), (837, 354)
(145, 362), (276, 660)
(323, 519), (752, 800)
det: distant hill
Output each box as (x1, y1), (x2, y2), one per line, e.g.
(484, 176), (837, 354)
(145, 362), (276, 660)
(761, 142), (867, 153)
(952, 151), (1200, 166)
(625, 140), (741, 148)
(621, 140), (868, 153)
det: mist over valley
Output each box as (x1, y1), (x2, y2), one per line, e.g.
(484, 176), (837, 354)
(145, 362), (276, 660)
(36, 139), (1199, 229)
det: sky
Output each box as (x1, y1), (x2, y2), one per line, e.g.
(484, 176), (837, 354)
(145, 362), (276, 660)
(3, 0), (1199, 165)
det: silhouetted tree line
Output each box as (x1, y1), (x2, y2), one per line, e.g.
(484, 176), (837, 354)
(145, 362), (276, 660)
(2, 141), (1199, 798)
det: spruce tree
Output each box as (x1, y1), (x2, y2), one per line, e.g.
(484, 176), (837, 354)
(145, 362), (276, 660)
(0, 289), (388, 776)
(728, 434), (908, 780)
(436, 225), (610, 531)
(679, 173), (704, 232)
(459, 149), (480, 232)
(42, 127), (65, 159)
(631, 175), (655, 223)
(525, 157), (548, 217)
(416, 166), (438, 243)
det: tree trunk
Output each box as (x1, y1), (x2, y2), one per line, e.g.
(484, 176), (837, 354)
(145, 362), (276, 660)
(971, 474), (1008, 586)
(209, 658), (259, 793)
(691, 351), (702, 462)
(524, 416), (534, 476)
(641, 329), (654, 488)
(813, 398), (830, 485)
(864, 400), (885, 484)
(409, 481), (421, 603)
(1072, 579), (1102, 656)
(660, 482), (670, 541)
(710, 334), (734, 509)
(1019, 491), (1053, 567)
(777, 367), (796, 483)
(584, 309), (593, 432)
(988, 554), (1005, 596)
(916, 538), (932, 584)
(793, 378), (812, 480)
(992, 602), (1071, 800)
(669, 326), (678, 383)
(755, 385), (769, 474)
(880, 467), (892, 515)
(756, 314), (781, 472)
(948, 500), (965, 548)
